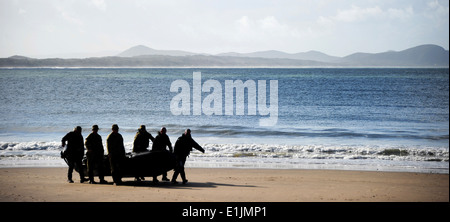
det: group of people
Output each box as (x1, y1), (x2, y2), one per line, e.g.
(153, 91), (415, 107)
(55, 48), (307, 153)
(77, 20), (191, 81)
(61, 124), (205, 185)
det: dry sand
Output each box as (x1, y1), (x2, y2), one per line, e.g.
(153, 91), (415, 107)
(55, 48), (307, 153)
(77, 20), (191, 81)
(0, 167), (448, 202)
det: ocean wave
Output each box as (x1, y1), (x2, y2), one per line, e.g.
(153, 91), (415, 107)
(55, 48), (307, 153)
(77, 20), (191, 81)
(2, 123), (448, 143)
(0, 141), (61, 151)
(1, 141), (447, 163)
(196, 143), (449, 162)
(145, 124), (450, 142)
(1, 141), (448, 173)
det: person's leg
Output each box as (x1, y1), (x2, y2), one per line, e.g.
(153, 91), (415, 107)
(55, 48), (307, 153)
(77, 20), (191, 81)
(67, 159), (74, 183)
(171, 157), (182, 183)
(171, 169), (180, 183)
(97, 156), (107, 183)
(180, 157), (187, 184)
(162, 172), (169, 181)
(76, 158), (86, 183)
(109, 156), (120, 184)
(87, 154), (95, 183)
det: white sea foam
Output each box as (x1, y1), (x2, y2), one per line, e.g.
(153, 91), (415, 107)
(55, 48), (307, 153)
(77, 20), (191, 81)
(0, 141), (448, 173)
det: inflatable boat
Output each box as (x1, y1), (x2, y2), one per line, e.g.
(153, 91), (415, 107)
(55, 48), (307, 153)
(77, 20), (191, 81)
(62, 150), (176, 178)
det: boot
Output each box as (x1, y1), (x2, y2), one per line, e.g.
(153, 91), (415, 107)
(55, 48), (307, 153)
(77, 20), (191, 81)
(67, 174), (73, 183)
(99, 175), (108, 184)
(181, 171), (188, 184)
(171, 171), (179, 184)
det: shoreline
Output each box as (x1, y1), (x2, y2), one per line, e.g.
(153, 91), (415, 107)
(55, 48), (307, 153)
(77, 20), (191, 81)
(1, 164), (449, 175)
(1, 167), (448, 202)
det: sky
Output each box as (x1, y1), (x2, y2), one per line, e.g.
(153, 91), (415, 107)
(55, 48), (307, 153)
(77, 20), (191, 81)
(0, 0), (449, 58)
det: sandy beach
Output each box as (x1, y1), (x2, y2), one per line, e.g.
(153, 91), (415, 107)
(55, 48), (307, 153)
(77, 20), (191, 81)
(0, 167), (448, 202)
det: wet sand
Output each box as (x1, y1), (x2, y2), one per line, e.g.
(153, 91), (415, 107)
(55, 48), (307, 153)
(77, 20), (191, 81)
(0, 167), (448, 202)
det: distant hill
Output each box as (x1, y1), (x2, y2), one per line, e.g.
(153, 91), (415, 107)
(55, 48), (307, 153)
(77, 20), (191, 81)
(0, 55), (328, 67)
(217, 50), (340, 63)
(339, 44), (449, 67)
(120, 45), (340, 62)
(117, 45), (199, 57)
(1, 44), (448, 67)
(8, 55), (31, 60)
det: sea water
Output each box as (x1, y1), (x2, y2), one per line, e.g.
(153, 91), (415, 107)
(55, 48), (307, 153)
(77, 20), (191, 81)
(0, 68), (448, 173)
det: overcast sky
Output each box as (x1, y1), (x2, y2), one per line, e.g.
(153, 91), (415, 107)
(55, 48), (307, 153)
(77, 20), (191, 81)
(1, 0), (449, 58)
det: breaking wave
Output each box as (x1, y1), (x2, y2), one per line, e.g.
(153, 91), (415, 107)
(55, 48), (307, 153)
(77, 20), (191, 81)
(197, 143), (449, 162)
(1, 141), (447, 166)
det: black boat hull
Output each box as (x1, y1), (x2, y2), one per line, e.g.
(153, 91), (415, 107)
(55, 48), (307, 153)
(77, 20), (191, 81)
(63, 151), (176, 178)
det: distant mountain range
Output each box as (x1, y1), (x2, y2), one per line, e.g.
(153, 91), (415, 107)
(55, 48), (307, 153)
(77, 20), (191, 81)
(216, 50), (340, 63)
(1, 44), (448, 67)
(117, 45), (199, 57)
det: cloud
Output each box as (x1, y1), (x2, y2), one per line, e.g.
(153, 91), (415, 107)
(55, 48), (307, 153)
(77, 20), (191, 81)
(317, 16), (333, 27)
(426, 0), (449, 18)
(59, 10), (83, 27)
(387, 6), (414, 20)
(235, 15), (298, 36)
(18, 8), (27, 15)
(176, 15), (304, 53)
(334, 5), (383, 22)
(236, 16), (251, 30)
(90, 0), (107, 11)
(258, 16), (282, 30)
(320, 4), (414, 24)
(55, 6), (85, 33)
(428, 0), (449, 11)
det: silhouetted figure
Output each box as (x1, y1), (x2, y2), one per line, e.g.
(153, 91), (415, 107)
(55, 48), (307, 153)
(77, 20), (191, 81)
(151, 127), (173, 182)
(171, 129), (205, 184)
(133, 125), (155, 152)
(107, 124), (126, 185)
(132, 125), (154, 181)
(85, 125), (108, 184)
(62, 126), (87, 183)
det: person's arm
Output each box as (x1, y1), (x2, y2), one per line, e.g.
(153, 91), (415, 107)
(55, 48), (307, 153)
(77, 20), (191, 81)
(148, 132), (155, 142)
(167, 136), (173, 153)
(191, 138), (205, 153)
(61, 132), (69, 147)
(85, 134), (91, 150)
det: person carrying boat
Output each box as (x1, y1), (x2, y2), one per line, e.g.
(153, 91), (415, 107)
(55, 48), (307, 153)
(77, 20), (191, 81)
(171, 129), (205, 184)
(61, 126), (87, 183)
(132, 125), (154, 181)
(85, 125), (108, 184)
(151, 127), (173, 182)
(107, 124), (126, 185)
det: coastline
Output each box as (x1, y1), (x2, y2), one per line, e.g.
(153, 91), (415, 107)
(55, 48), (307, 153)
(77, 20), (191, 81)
(0, 167), (448, 202)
